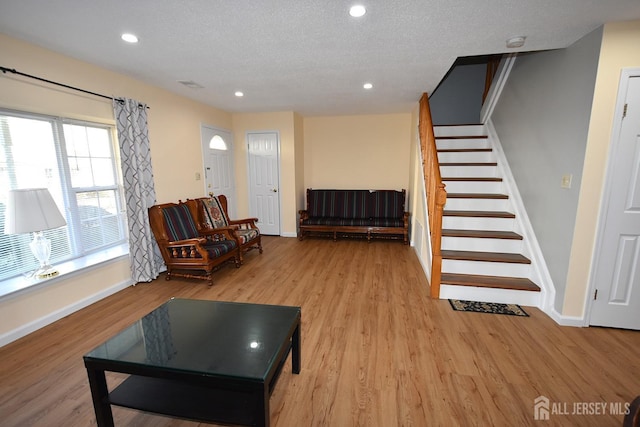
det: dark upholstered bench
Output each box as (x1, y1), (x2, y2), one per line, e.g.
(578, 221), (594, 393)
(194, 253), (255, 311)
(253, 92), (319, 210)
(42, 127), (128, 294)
(298, 189), (409, 244)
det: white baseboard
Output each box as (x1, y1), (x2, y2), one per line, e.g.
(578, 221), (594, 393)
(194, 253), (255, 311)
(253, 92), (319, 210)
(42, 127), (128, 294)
(0, 278), (134, 347)
(413, 245), (431, 285)
(548, 308), (586, 327)
(280, 232), (298, 238)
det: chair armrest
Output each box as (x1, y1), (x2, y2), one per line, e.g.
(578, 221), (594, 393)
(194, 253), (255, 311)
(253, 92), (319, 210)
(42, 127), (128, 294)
(228, 218), (259, 229)
(166, 237), (206, 246)
(199, 226), (238, 242)
(298, 210), (309, 221)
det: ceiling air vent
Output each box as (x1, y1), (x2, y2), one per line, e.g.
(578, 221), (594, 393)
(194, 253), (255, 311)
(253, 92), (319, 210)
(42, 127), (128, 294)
(178, 80), (204, 89)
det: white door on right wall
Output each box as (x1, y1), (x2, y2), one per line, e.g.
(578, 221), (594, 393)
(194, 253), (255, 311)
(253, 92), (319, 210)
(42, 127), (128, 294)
(589, 73), (640, 330)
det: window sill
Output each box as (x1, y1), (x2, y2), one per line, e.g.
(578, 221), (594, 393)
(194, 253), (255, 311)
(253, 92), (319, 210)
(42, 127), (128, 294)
(0, 244), (130, 300)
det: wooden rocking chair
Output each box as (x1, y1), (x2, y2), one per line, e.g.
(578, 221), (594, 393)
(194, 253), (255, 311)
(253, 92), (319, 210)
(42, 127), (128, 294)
(148, 201), (240, 286)
(187, 195), (262, 264)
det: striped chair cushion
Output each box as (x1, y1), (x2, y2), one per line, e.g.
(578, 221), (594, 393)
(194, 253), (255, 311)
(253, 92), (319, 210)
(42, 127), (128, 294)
(305, 218), (371, 226)
(201, 197), (229, 229)
(205, 240), (237, 258)
(162, 204), (199, 241)
(369, 190), (405, 219)
(236, 228), (259, 244)
(308, 190), (370, 219)
(370, 218), (404, 227)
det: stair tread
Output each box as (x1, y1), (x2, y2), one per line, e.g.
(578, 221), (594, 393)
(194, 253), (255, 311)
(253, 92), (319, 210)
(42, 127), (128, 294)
(440, 162), (498, 166)
(442, 177), (503, 182)
(441, 273), (540, 292)
(437, 148), (492, 153)
(436, 135), (488, 140)
(442, 229), (523, 240)
(442, 250), (531, 264)
(447, 193), (508, 199)
(444, 210), (515, 218)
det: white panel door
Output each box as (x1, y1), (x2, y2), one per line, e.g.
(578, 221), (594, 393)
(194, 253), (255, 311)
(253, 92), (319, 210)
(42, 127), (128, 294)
(201, 126), (236, 218)
(247, 132), (280, 235)
(589, 73), (640, 330)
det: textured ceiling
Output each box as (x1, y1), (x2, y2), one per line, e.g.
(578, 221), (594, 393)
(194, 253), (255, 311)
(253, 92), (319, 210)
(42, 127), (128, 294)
(1, 1), (640, 116)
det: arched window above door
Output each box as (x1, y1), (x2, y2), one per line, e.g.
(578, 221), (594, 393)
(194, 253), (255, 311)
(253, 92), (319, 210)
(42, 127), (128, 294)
(209, 135), (227, 150)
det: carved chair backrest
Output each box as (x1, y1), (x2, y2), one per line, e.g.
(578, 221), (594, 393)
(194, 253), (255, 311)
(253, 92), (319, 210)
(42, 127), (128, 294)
(370, 190), (406, 218)
(189, 196), (234, 230)
(149, 202), (200, 244)
(161, 203), (200, 241)
(305, 189), (406, 219)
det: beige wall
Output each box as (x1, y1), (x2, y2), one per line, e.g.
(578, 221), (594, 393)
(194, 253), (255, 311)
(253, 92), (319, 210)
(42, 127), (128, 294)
(303, 114), (412, 190)
(564, 20), (640, 316)
(231, 111), (301, 236)
(0, 259), (131, 338)
(294, 113), (306, 215)
(0, 33), (232, 342)
(408, 105), (432, 278)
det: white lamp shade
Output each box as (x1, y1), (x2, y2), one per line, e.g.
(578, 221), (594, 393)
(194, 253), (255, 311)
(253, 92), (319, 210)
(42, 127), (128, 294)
(4, 188), (67, 234)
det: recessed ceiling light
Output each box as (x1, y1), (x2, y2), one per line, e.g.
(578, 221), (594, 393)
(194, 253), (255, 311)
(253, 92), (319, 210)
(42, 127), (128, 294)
(506, 36), (526, 48)
(121, 33), (139, 43)
(349, 5), (366, 18)
(235, 91), (244, 97)
(363, 83), (373, 90)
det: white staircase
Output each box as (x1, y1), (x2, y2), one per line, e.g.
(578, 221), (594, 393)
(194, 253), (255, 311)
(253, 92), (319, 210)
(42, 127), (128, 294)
(435, 124), (544, 307)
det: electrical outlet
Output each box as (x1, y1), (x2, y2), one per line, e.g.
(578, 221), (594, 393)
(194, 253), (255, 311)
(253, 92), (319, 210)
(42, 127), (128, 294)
(195, 172), (201, 181)
(561, 174), (572, 189)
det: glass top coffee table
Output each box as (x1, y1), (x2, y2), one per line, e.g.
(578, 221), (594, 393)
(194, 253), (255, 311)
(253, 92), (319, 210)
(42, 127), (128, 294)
(84, 298), (301, 427)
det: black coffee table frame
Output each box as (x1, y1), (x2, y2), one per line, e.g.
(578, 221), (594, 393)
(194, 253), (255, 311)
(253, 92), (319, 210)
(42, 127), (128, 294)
(84, 299), (301, 427)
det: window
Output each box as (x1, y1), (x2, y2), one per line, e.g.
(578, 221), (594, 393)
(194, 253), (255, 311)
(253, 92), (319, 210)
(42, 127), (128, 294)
(0, 110), (127, 281)
(209, 135), (227, 150)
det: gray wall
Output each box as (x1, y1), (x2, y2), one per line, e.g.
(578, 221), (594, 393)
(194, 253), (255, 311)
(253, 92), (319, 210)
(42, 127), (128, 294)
(492, 27), (603, 312)
(430, 63), (486, 125)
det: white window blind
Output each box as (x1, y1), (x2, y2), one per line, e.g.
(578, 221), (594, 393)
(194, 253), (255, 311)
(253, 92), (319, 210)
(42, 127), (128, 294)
(0, 110), (127, 281)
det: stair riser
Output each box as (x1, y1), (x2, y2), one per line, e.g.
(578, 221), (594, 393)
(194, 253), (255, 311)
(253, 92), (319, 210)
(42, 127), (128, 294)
(442, 259), (531, 278)
(443, 216), (515, 230)
(444, 198), (509, 211)
(435, 124), (545, 309)
(434, 126), (488, 137)
(441, 237), (523, 253)
(439, 285), (541, 307)
(437, 151), (495, 163)
(442, 181), (504, 193)
(440, 165), (498, 177)
(436, 139), (491, 150)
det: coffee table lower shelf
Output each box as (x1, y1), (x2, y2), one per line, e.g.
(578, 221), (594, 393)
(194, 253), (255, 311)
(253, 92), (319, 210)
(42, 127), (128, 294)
(109, 375), (261, 425)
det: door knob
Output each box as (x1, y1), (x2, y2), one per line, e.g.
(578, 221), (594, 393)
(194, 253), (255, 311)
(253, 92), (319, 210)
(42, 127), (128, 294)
(271, 189), (278, 193)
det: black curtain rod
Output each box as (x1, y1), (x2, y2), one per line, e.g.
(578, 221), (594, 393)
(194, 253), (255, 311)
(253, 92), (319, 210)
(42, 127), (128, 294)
(0, 66), (148, 109)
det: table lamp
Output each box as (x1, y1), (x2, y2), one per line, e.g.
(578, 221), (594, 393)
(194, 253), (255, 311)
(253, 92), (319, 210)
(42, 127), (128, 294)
(4, 188), (67, 279)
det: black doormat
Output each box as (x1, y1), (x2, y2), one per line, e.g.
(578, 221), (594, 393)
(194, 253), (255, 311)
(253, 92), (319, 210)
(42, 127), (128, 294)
(448, 299), (529, 317)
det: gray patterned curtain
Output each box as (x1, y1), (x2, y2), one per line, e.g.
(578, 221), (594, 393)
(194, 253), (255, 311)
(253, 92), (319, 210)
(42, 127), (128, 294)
(113, 98), (164, 282)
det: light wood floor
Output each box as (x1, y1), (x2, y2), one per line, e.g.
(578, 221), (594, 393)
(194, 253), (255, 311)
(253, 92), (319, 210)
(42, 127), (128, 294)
(0, 236), (638, 426)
